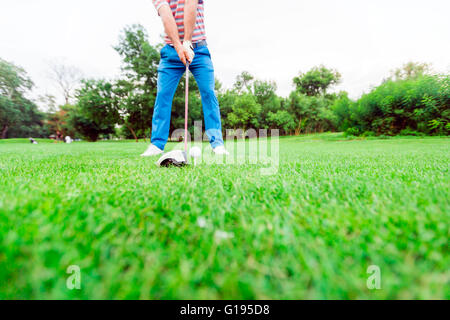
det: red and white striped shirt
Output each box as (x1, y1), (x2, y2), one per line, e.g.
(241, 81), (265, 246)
(152, 0), (207, 44)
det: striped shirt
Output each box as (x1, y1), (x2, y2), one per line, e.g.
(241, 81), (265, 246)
(152, 0), (207, 44)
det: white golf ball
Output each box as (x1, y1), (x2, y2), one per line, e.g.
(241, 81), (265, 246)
(189, 146), (202, 158)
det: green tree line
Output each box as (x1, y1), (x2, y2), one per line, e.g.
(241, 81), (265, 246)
(1, 25), (448, 141)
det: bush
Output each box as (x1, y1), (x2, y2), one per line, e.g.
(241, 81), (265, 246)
(361, 131), (375, 137)
(267, 110), (296, 135)
(344, 127), (360, 137)
(399, 128), (425, 137)
(331, 92), (353, 131)
(349, 75), (449, 136)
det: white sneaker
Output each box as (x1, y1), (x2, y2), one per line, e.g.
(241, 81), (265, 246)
(141, 144), (163, 157)
(213, 145), (229, 156)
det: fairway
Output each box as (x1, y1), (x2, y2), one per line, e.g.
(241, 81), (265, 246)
(0, 135), (448, 299)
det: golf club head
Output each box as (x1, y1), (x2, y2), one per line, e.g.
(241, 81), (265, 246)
(156, 150), (188, 167)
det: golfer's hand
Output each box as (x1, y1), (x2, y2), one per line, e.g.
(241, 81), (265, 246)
(174, 43), (189, 65)
(174, 41), (194, 65)
(183, 40), (195, 63)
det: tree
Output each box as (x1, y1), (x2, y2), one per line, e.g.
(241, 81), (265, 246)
(233, 71), (254, 94)
(390, 62), (432, 81)
(68, 108), (111, 142)
(343, 74), (449, 136)
(0, 58), (33, 100)
(331, 92), (354, 132)
(288, 66), (343, 134)
(253, 79), (280, 128)
(215, 77), (223, 94)
(114, 25), (160, 89)
(287, 91), (310, 135)
(0, 58), (44, 138)
(0, 95), (20, 138)
(218, 89), (238, 130)
(74, 79), (117, 141)
(287, 90), (336, 134)
(45, 106), (72, 138)
(4, 97), (47, 138)
(38, 94), (58, 113)
(227, 94), (261, 132)
(267, 110), (296, 135)
(113, 79), (156, 141)
(113, 25), (161, 140)
(293, 65), (341, 97)
(48, 61), (83, 105)
(253, 80), (279, 110)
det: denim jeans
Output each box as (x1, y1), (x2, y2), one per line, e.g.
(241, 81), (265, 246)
(151, 44), (224, 150)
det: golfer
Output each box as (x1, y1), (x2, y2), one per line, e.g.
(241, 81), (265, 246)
(142, 0), (229, 157)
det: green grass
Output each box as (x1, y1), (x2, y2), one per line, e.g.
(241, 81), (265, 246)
(0, 134), (448, 299)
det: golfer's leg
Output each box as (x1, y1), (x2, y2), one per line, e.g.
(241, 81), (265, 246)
(151, 49), (185, 150)
(190, 47), (224, 148)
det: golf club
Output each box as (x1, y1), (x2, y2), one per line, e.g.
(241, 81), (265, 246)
(156, 62), (190, 167)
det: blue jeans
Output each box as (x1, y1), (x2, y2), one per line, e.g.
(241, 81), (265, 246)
(151, 44), (224, 150)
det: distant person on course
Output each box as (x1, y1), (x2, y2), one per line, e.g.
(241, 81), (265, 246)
(141, 0), (229, 157)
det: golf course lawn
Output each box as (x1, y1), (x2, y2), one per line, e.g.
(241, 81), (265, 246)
(0, 134), (448, 299)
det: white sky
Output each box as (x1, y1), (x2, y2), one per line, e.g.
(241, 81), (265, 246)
(1, 0), (449, 107)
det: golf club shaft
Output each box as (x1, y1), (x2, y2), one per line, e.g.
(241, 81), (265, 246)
(185, 62), (189, 153)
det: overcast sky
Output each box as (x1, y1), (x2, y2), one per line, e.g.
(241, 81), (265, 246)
(1, 0), (449, 107)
